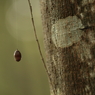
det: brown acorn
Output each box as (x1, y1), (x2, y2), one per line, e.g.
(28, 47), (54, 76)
(14, 50), (21, 62)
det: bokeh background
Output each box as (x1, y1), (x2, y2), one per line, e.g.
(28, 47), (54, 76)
(0, 0), (50, 95)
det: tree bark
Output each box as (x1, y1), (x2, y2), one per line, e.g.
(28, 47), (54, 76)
(40, 0), (95, 95)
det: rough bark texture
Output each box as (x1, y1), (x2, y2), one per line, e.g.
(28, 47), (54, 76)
(40, 0), (95, 95)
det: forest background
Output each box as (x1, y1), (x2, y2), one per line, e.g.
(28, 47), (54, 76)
(0, 0), (49, 95)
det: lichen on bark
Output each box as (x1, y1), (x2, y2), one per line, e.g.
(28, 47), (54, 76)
(51, 16), (84, 48)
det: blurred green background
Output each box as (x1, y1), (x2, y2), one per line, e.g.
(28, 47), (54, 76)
(0, 0), (50, 95)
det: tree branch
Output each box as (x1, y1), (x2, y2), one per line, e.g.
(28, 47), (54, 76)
(27, 0), (47, 72)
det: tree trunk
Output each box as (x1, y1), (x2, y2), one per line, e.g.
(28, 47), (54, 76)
(40, 0), (95, 95)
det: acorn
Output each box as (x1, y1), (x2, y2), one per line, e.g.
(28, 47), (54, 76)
(14, 50), (21, 62)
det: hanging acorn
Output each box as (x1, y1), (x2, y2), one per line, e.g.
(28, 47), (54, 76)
(14, 50), (21, 62)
